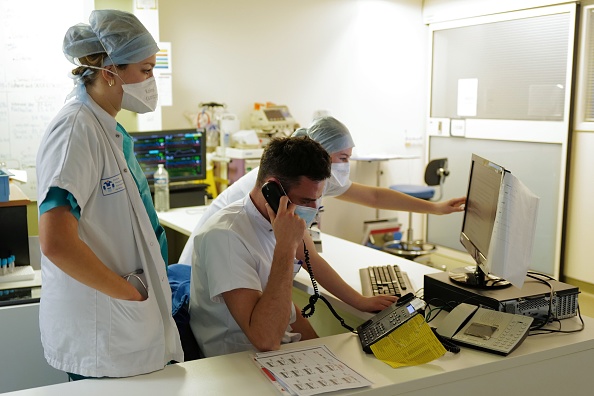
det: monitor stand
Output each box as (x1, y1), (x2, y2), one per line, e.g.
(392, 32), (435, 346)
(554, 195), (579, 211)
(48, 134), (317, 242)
(448, 265), (510, 289)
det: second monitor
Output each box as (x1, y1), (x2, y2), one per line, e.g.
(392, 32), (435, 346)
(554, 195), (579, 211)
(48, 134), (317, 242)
(449, 153), (539, 289)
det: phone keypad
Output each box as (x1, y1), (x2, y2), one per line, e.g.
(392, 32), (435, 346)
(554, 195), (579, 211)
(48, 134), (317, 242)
(357, 299), (423, 353)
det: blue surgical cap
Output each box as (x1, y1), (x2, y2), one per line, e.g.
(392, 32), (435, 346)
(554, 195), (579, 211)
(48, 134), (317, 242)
(292, 117), (355, 154)
(63, 9), (159, 66)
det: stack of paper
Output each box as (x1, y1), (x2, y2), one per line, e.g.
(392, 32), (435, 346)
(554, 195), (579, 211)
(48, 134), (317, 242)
(252, 345), (372, 396)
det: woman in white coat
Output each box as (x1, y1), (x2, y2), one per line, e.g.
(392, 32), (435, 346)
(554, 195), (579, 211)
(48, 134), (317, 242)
(36, 10), (183, 379)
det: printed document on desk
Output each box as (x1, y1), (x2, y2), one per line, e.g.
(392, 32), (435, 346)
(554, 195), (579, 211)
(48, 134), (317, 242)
(253, 345), (372, 395)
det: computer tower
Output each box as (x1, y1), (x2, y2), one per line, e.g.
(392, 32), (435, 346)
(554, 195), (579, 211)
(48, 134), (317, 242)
(424, 271), (579, 321)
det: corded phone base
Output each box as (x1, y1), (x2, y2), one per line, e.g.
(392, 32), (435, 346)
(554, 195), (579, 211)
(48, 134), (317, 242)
(357, 294), (426, 353)
(436, 303), (533, 356)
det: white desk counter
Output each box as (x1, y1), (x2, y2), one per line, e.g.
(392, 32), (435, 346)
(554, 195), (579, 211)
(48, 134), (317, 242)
(6, 315), (593, 396)
(157, 206), (209, 237)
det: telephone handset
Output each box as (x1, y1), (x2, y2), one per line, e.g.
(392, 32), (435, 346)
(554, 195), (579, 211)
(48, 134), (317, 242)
(260, 181), (354, 332)
(262, 181), (286, 214)
(436, 303), (533, 356)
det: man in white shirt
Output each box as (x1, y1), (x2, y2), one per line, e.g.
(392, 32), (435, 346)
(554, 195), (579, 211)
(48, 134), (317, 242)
(189, 136), (397, 357)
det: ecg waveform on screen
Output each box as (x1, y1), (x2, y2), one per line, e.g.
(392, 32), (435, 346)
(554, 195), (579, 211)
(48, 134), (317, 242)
(166, 148), (200, 156)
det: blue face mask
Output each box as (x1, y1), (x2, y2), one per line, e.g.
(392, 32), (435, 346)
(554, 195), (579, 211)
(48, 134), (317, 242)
(294, 204), (319, 228)
(277, 182), (320, 228)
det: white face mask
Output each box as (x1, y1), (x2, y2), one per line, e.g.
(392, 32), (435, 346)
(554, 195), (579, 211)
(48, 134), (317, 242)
(121, 76), (159, 114)
(330, 162), (350, 187)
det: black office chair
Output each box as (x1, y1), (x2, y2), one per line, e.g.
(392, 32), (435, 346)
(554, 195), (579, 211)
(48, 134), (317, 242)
(383, 158), (449, 260)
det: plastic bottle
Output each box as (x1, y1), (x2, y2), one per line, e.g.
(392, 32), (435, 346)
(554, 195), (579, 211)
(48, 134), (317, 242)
(153, 164), (170, 212)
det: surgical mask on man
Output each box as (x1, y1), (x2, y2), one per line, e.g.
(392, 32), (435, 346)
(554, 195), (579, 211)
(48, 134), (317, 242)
(294, 202), (320, 228)
(120, 76), (158, 113)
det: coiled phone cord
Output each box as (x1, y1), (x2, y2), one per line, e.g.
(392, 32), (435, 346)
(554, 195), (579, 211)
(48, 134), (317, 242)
(299, 241), (355, 333)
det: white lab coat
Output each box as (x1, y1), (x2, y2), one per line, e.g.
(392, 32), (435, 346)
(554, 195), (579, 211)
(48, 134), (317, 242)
(36, 92), (183, 377)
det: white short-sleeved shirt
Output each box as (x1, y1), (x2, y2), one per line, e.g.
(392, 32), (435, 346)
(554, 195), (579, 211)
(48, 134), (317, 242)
(178, 168), (257, 265)
(189, 194), (301, 357)
(36, 93), (183, 377)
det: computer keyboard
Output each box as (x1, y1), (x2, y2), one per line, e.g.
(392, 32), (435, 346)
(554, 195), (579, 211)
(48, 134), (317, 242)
(359, 265), (414, 297)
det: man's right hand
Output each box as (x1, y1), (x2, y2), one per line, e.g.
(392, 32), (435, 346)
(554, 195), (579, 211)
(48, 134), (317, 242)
(265, 195), (306, 253)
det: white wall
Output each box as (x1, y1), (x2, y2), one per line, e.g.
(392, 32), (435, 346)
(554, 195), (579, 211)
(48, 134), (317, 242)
(159, 0), (428, 242)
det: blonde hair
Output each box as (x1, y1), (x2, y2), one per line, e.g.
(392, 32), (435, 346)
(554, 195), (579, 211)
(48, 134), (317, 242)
(70, 54), (128, 86)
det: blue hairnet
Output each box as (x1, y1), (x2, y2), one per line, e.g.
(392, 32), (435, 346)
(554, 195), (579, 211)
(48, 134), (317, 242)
(63, 9), (159, 66)
(292, 117), (355, 154)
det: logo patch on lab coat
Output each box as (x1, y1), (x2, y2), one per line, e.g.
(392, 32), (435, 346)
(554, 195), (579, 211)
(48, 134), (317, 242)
(101, 173), (126, 196)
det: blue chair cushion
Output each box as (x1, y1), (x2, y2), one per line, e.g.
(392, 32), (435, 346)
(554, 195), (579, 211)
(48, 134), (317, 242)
(167, 263), (205, 361)
(389, 184), (435, 200)
(167, 263), (192, 318)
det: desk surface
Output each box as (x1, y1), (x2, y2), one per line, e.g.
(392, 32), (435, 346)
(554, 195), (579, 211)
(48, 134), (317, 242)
(8, 315), (593, 396)
(157, 206), (208, 236)
(41, 207), (584, 396)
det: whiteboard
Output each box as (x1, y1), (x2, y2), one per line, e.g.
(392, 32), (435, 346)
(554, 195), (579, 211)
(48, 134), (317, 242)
(0, 0), (92, 199)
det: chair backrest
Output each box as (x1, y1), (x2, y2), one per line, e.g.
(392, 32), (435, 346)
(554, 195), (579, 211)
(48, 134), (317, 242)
(424, 158), (449, 200)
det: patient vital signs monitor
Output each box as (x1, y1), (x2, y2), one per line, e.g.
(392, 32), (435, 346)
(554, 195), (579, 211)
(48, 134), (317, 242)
(131, 129), (207, 186)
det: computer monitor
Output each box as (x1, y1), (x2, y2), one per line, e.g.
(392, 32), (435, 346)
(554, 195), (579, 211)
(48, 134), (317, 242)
(131, 129), (207, 186)
(449, 154), (512, 288)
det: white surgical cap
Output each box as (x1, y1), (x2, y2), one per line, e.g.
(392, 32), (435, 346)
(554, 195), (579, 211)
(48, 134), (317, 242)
(63, 9), (159, 66)
(292, 117), (355, 154)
